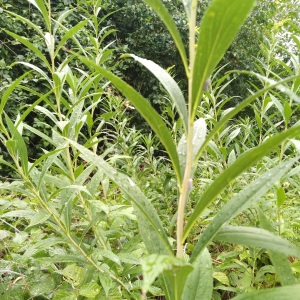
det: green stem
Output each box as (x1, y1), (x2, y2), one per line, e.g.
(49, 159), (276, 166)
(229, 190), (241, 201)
(176, 0), (198, 258)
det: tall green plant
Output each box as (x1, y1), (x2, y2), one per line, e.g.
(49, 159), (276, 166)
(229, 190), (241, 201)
(2, 0), (300, 299)
(70, 0), (300, 298)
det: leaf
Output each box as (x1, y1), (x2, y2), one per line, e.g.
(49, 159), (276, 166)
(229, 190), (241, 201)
(142, 0), (188, 74)
(79, 283), (101, 298)
(181, 0), (192, 21)
(257, 209), (296, 286)
(189, 157), (298, 262)
(125, 54), (188, 133)
(0, 73), (30, 117)
(184, 124), (300, 240)
(61, 264), (85, 286)
(182, 247), (213, 300)
(28, 0), (51, 31)
(213, 272), (230, 286)
(54, 19), (89, 57)
(194, 75), (300, 163)
(26, 210), (51, 229)
(4, 30), (51, 70)
(67, 139), (173, 256)
(277, 185), (286, 207)
(76, 55), (182, 183)
(141, 254), (193, 299)
(214, 226), (300, 258)
(231, 284), (300, 300)
(15, 62), (51, 83)
(192, 0), (256, 115)
(5, 114), (28, 175)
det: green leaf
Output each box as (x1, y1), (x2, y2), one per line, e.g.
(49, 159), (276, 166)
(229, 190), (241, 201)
(79, 283), (101, 298)
(181, 0), (192, 21)
(141, 254), (193, 299)
(54, 19), (89, 57)
(26, 210), (51, 229)
(125, 54), (188, 133)
(142, 0), (188, 74)
(182, 247), (213, 300)
(184, 124), (300, 240)
(61, 264), (85, 286)
(189, 157), (298, 262)
(214, 226), (300, 258)
(277, 185), (286, 207)
(15, 62), (51, 83)
(258, 209), (296, 286)
(28, 0), (51, 31)
(67, 139), (173, 255)
(77, 56), (182, 183)
(231, 285), (300, 300)
(0, 73), (29, 117)
(192, 0), (256, 115)
(5, 115), (28, 175)
(4, 30), (51, 70)
(194, 75), (300, 163)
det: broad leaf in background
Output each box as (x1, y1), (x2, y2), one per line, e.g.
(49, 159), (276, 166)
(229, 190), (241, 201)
(232, 285), (300, 300)
(214, 226), (300, 258)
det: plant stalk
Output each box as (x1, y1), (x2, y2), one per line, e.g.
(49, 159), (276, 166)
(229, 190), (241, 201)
(176, 0), (198, 258)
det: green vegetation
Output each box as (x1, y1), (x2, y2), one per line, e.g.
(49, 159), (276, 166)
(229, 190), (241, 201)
(0, 0), (300, 299)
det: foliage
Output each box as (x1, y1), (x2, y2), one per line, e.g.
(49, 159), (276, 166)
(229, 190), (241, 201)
(1, 0), (300, 299)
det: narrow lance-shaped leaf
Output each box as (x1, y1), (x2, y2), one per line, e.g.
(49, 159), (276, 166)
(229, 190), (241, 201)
(142, 0), (188, 75)
(0, 73), (29, 117)
(54, 19), (90, 58)
(192, 0), (256, 115)
(258, 208), (297, 286)
(181, 0), (192, 22)
(214, 226), (300, 258)
(194, 75), (300, 164)
(77, 55), (182, 183)
(232, 285), (300, 300)
(4, 30), (51, 70)
(184, 124), (300, 240)
(124, 54), (188, 133)
(190, 157), (299, 262)
(67, 139), (173, 255)
(4, 114), (28, 175)
(28, 0), (51, 31)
